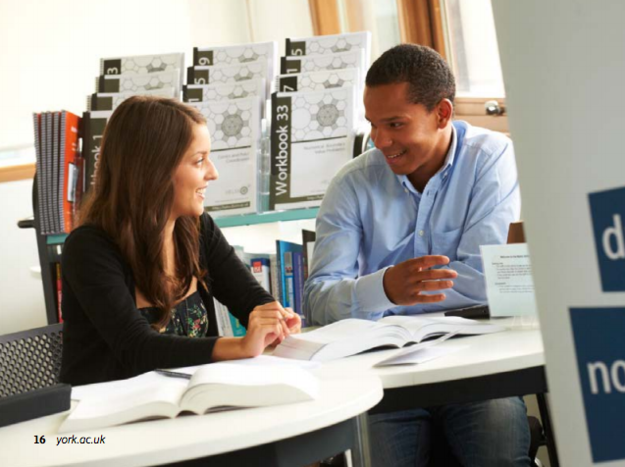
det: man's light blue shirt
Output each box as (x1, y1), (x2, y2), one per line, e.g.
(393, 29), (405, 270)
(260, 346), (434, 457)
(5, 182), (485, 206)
(304, 121), (520, 325)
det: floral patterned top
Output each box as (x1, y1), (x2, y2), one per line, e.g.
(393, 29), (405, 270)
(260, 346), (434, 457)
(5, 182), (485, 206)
(138, 290), (209, 338)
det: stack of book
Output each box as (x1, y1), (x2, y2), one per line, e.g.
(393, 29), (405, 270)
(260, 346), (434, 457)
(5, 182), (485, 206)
(82, 52), (184, 197)
(184, 42), (278, 218)
(269, 31), (371, 211)
(32, 111), (82, 323)
(32, 111), (82, 235)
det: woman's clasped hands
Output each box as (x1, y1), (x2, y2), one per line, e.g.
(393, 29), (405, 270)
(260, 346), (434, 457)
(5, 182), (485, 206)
(241, 301), (302, 357)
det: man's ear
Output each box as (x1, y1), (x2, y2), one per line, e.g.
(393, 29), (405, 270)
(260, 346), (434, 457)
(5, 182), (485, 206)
(436, 99), (454, 129)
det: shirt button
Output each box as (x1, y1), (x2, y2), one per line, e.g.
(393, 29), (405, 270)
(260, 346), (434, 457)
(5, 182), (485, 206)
(404, 188), (409, 194)
(419, 230), (424, 237)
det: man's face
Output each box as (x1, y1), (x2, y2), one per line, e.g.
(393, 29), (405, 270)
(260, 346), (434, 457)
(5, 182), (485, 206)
(364, 82), (445, 180)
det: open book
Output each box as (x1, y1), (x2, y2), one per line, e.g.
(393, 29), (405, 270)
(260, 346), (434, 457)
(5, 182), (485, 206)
(60, 361), (319, 433)
(273, 315), (505, 362)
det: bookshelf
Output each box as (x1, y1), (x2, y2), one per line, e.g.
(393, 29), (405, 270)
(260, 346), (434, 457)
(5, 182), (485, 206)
(212, 208), (319, 228)
(45, 208), (320, 246)
(33, 200), (319, 324)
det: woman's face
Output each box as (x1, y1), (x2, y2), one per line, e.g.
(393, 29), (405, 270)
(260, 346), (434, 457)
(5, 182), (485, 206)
(171, 124), (218, 219)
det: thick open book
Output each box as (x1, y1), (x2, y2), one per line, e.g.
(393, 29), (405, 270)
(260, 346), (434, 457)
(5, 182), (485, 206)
(60, 360), (319, 433)
(273, 315), (505, 362)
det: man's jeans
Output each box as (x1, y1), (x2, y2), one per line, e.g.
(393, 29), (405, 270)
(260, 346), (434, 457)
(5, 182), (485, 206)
(368, 397), (531, 466)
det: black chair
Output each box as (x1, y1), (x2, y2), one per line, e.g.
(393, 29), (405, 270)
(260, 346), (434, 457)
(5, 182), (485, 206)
(0, 323), (63, 397)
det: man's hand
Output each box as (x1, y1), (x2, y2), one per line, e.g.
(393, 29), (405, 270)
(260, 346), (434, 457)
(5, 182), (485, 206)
(383, 255), (457, 306)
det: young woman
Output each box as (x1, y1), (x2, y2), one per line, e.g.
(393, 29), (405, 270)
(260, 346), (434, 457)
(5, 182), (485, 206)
(60, 96), (301, 386)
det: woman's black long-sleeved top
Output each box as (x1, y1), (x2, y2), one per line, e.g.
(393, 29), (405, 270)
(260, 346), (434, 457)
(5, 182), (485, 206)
(60, 213), (274, 386)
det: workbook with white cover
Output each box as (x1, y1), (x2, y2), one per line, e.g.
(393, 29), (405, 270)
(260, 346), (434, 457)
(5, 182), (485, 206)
(269, 87), (356, 210)
(273, 316), (505, 362)
(59, 363), (319, 433)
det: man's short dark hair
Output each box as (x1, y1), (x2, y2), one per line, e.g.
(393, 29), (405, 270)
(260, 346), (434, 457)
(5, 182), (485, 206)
(366, 44), (456, 111)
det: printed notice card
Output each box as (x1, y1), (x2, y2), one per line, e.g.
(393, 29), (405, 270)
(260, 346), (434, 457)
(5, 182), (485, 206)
(270, 87), (356, 210)
(480, 243), (538, 317)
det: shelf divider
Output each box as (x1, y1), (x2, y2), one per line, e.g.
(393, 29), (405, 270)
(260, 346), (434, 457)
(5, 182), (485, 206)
(45, 208), (320, 245)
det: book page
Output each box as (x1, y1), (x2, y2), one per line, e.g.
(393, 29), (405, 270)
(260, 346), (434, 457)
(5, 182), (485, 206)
(287, 319), (382, 344)
(217, 355), (322, 370)
(180, 363), (319, 413)
(61, 372), (187, 433)
(379, 315), (504, 342)
(379, 315), (448, 335)
(170, 355), (321, 375)
(273, 318), (412, 361)
(375, 345), (468, 367)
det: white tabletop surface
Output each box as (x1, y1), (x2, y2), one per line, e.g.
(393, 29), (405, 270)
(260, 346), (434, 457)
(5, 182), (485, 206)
(312, 319), (544, 389)
(0, 375), (383, 467)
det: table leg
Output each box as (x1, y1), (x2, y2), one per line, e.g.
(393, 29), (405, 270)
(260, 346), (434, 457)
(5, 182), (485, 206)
(350, 413), (372, 467)
(536, 393), (559, 467)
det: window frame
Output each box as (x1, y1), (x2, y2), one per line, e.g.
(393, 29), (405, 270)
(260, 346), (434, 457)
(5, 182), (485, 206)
(0, 145), (36, 183)
(0, 162), (36, 183)
(308, 0), (341, 35)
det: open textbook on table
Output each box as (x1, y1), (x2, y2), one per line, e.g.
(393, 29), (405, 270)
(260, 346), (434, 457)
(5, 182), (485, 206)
(273, 315), (505, 362)
(60, 358), (319, 433)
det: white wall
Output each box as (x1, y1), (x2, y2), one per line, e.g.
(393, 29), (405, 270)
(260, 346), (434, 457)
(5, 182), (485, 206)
(221, 219), (316, 254)
(0, 0), (315, 333)
(0, 0), (253, 150)
(246, 0), (314, 56)
(0, 179), (46, 334)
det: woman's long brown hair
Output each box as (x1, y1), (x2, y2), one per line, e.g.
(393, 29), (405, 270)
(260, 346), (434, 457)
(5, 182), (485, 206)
(80, 96), (207, 330)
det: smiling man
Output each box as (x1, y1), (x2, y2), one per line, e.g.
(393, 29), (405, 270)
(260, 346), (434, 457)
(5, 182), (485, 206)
(304, 45), (528, 466)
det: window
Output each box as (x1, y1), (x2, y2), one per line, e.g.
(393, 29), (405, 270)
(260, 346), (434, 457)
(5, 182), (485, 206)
(443, 0), (505, 98)
(313, 0), (508, 133)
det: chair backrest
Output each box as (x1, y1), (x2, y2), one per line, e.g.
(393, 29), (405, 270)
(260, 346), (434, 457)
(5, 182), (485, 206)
(507, 221), (526, 244)
(0, 324), (63, 398)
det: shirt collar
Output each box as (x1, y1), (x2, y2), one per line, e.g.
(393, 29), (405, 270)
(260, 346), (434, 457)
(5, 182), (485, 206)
(396, 124), (457, 193)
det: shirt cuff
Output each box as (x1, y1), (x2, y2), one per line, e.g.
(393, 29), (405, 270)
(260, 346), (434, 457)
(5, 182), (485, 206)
(353, 266), (396, 317)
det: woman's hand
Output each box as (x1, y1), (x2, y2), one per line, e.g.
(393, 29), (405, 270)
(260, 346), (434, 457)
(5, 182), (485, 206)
(240, 301), (295, 357)
(212, 302), (301, 361)
(267, 307), (302, 347)
(284, 308), (302, 334)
